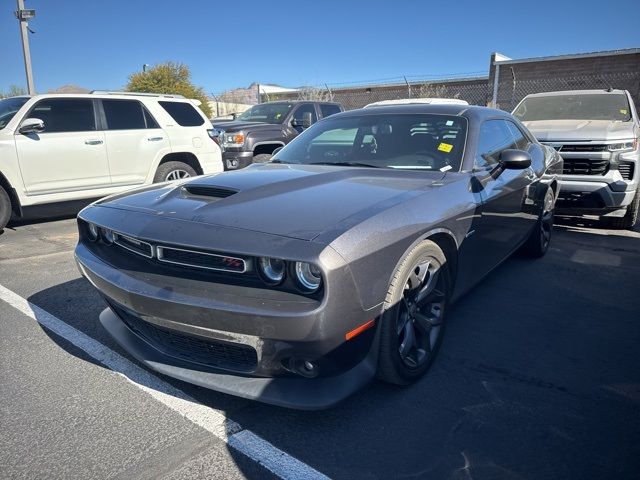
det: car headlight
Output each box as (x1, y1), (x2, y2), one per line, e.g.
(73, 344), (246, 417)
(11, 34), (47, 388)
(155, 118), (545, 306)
(258, 257), (286, 284)
(224, 133), (245, 146)
(100, 227), (115, 245)
(87, 222), (99, 241)
(294, 262), (322, 291)
(608, 140), (637, 152)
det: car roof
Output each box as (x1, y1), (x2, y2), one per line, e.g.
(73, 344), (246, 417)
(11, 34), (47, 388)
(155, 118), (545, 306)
(259, 100), (341, 105)
(523, 89), (628, 98)
(332, 103), (509, 121)
(364, 98), (469, 108)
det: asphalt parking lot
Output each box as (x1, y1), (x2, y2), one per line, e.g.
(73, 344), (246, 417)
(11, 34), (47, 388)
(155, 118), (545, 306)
(1, 214), (639, 480)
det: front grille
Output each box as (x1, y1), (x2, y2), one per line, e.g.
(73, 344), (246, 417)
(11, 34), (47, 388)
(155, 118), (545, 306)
(618, 162), (635, 180)
(111, 303), (258, 372)
(157, 246), (247, 273)
(114, 233), (153, 258)
(562, 158), (609, 176)
(558, 144), (607, 153)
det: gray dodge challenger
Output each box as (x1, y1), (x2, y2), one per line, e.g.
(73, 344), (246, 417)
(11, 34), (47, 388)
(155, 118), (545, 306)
(75, 104), (563, 409)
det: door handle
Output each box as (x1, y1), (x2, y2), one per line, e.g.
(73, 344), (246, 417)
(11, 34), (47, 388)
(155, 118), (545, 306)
(147, 136), (164, 142)
(84, 139), (103, 145)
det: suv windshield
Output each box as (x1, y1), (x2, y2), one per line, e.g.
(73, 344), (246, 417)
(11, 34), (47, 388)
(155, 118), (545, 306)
(514, 93), (632, 122)
(0, 97), (29, 130)
(236, 103), (293, 124)
(273, 113), (468, 171)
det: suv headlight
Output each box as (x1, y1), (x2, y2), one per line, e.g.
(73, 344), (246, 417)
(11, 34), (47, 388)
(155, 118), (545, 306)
(224, 133), (245, 147)
(608, 139), (637, 152)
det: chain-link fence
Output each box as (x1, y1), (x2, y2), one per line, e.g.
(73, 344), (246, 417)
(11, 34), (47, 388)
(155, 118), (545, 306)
(209, 51), (640, 117)
(493, 71), (640, 112)
(269, 77), (489, 110)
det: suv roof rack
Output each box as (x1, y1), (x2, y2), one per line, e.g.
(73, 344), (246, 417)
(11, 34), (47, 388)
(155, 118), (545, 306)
(90, 90), (186, 99)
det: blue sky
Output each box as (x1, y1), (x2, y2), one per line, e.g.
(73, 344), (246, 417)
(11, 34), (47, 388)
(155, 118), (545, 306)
(1, 0), (639, 95)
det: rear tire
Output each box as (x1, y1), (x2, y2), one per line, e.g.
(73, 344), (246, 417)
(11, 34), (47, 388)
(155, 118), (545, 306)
(604, 187), (639, 230)
(377, 240), (450, 385)
(0, 185), (11, 231)
(153, 161), (197, 183)
(520, 188), (554, 258)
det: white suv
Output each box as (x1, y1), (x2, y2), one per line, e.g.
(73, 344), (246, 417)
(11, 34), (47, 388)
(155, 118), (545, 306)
(0, 91), (223, 230)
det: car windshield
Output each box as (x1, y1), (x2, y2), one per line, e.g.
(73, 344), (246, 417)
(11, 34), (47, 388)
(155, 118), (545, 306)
(513, 93), (632, 122)
(272, 113), (468, 171)
(236, 103), (294, 124)
(0, 97), (29, 130)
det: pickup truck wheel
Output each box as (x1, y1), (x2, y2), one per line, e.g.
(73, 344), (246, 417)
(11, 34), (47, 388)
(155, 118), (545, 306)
(520, 188), (554, 258)
(153, 161), (197, 183)
(604, 188), (640, 230)
(377, 240), (450, 385)
(252, 154), (272, 163)
(0, 185), (12, 231)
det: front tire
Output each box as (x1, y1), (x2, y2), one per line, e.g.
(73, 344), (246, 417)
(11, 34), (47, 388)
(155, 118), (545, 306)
(520, 187), (554, 258)
(377, 240), (450, 385)
(0, 185), (11, 231)
(153, 161), (197, 183)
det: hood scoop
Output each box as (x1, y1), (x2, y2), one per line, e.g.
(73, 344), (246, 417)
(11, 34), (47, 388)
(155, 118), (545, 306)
(182, 185), (238, 199)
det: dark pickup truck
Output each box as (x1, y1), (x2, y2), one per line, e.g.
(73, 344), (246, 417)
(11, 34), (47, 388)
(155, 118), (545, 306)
(211, 100), (343, 170)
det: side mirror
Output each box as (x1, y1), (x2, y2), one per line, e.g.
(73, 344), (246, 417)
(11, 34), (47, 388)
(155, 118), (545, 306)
(272, 146), (283, 156)
(500, 149), (531, 169)
(301, 111), (313, 128)
(19, 118), (45, 135)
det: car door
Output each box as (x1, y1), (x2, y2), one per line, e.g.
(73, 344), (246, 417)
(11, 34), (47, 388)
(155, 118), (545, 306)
(14, 98), (110, 195)
(471, 119), (536, 272)
(100, 99), (170, 186)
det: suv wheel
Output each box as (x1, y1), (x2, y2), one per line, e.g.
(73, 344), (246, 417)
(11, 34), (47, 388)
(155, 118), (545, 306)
(0, 185), (12, 231)
(377, 240), (450, 385)
(153, 161), (197, 183)
(604, 187), (640, 230)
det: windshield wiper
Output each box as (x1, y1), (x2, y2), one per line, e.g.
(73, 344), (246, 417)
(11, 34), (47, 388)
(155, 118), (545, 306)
(269, 159), (290, 164)
(310, 161), (381, 168)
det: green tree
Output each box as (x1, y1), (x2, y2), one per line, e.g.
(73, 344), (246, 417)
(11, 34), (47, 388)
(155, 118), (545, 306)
(126, 62), (212, 118)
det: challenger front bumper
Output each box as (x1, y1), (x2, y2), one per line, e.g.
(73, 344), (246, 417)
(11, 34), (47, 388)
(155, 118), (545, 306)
(74, 217), (381, 409)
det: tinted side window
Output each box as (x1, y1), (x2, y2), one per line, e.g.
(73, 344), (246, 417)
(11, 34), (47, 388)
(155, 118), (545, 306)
(103, 100), (146, 130)
(476, 120), (518, 169)
(158, 101), (204, 126)
(505, 121), (529, 150)
(320, 104), (341, 118)
(29, 99), (96, 133)
(293, 104), (317, 124)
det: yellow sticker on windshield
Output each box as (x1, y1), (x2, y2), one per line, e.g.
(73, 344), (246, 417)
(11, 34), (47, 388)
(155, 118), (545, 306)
(620, 109), (628, 114)
(438, 142), (453, 153)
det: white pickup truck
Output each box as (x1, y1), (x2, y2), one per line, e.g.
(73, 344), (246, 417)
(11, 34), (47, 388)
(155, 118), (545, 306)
(513, 89), (639, 229)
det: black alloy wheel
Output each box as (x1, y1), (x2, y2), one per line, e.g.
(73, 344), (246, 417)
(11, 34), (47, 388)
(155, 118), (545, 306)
(377, 240), (450, 385)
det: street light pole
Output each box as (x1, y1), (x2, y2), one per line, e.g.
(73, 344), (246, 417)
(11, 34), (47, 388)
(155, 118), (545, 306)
(15, 0), (35, 95)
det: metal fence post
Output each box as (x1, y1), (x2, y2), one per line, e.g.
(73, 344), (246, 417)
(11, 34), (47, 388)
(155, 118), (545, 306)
(491, 63), (500, 108)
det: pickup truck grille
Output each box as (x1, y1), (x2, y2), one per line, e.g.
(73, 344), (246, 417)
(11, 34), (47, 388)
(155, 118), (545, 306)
(557, 144), (607, 153)
(562, 158), (609, 176)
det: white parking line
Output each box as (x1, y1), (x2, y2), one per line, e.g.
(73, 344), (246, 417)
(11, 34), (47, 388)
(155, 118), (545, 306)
(0, 283), (329, 480)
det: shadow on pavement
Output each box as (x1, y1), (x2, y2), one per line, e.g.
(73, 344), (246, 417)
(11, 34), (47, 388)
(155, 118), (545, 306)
(26, 223), (640, 479)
